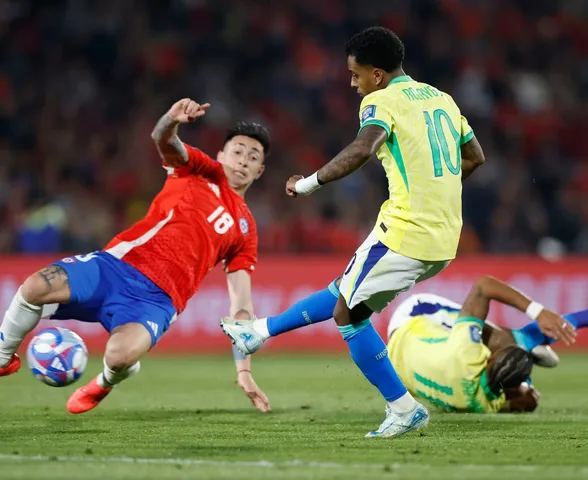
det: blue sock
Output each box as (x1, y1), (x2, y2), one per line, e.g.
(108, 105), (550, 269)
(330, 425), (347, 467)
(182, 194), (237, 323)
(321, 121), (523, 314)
(512, 309), (588, 350)
(339, 320), (407, 402)
(266, 279), (340, 337)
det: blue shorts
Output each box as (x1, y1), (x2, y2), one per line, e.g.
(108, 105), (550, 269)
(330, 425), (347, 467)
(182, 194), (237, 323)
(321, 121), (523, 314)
(50, 252), (176, 347)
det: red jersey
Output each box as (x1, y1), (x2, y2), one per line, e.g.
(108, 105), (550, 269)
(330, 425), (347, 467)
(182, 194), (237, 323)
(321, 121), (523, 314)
(103, 145), (257, 313)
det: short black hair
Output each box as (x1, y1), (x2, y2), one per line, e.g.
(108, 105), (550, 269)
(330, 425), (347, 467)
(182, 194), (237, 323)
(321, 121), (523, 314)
(488, 345), (533, 395)
(224, 122), (271, 157)
(345, 26), (405, 72)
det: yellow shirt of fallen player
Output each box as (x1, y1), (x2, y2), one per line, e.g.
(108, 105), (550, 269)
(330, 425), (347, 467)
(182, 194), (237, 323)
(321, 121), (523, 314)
(387, 315), (506, 413)
(358, 76), (474, 261)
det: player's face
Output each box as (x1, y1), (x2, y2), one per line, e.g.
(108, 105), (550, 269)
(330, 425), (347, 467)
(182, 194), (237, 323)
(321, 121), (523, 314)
(218, 135), (265, 190)
(348, 56), (384, 97)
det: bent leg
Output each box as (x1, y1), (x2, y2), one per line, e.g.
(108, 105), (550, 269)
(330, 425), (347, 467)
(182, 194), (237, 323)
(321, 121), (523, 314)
(0, 265), (71, 367)
(99, 323), (151, 387)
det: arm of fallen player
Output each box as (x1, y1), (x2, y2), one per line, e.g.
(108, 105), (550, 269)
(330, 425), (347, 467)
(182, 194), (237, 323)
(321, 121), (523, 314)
(460, 275), (576, 345)
(226, 270), (271, 413)
(151, 98), (211, 167)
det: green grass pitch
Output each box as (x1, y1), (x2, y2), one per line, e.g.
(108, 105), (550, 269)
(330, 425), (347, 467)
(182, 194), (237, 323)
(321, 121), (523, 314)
(1, 353), (588, 479)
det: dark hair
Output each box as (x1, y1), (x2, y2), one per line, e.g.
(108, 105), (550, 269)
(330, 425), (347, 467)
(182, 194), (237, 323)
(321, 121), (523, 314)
(487, 345), (533, 395)
(345, 26), (405, 72)
(224, 122), (271, 156)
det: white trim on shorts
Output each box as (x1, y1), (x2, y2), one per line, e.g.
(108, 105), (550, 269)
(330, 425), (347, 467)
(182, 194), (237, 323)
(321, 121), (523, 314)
(339, 231), (451, 314)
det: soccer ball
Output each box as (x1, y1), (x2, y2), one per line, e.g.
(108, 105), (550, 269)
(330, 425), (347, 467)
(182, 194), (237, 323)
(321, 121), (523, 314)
(26, 327), (88, 387)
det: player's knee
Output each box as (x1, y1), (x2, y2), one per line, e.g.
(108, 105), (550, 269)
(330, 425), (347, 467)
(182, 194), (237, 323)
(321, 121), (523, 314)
(333, 298), (351, 326)
(20, 275), (46, 306)
(21, 267), (70, 306)
(104, 347), (137, 372)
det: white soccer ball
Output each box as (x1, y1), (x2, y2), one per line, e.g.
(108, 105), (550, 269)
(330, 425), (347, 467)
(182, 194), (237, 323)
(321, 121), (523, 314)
(26, 327), (88, 387)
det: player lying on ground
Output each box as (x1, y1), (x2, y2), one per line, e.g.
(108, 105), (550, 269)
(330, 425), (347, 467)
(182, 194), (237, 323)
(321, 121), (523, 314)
(224, 26), (485, 438)
(385, 277), (579, 413)
(0, 98), (271, 414)
(224, 276), (583, 414)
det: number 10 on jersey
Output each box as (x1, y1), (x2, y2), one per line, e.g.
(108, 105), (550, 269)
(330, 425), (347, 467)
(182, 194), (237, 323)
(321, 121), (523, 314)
(207, 206), (234, 234)
(424, 109), (461, 177)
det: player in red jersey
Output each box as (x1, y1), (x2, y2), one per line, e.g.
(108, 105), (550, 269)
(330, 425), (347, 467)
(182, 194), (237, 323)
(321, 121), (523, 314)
(0, 98), (271, 414)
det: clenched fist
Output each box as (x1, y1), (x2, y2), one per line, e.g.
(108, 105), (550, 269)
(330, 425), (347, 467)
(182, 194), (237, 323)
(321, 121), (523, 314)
(286, 175), (304, 197)
(168, 98), (211, 123)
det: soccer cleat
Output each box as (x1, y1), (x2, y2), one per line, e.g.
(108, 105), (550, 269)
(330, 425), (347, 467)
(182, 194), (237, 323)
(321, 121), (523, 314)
(220, 317), (265, 355)
(365, 403), (430, 438)
(0, 354), (21, 377)
(530, 345), (559, 368)
(66, 376), (112, 414)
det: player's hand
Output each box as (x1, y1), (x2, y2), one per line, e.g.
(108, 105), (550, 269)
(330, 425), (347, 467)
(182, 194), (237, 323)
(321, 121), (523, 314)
(286, 175), (304, 197)
(168, 98), (211, 123)
(536, 309), (576, 346)
(505, 382), (540, 412)
(237, 371), (271, 413)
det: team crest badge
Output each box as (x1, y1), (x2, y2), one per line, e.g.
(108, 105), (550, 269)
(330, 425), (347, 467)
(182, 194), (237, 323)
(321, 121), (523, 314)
(239, 218), (249, 235)
(62, 257), (75, 264)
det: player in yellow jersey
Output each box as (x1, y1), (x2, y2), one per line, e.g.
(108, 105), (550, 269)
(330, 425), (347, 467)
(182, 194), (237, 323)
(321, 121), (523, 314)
(223, 26), (486, 438)
(387, 276), (576, 413)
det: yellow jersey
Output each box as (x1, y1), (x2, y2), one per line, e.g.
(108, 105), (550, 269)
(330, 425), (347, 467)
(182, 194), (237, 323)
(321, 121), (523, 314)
(387, 315), (505, 413)
(358, 76), (474, 261)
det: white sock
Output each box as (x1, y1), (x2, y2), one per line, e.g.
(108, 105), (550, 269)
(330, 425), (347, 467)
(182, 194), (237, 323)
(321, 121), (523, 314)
(97, 359), (141, 388)
(387, 391), (418, 414)
(0, 287), (42, 367)
(251, 317), (270, 340)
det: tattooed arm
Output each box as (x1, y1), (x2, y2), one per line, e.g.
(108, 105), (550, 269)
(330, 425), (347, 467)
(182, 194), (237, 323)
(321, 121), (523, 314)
(151, 98), (211, 168)
(287, 125), (388, 196)
(317, 125), (388, 184)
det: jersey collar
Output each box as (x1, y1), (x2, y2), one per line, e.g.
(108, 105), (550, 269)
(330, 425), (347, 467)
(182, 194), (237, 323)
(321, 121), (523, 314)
(479, 370), (501, 401)
(386, 75), (413, 87)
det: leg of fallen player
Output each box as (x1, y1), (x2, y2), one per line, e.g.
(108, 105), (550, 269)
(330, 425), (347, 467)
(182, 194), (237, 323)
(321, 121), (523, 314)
(513, 308), (587, 352)
(333, 296), (428, 438)
(66, 323), (149, 414)
(0, 266), (71, 376)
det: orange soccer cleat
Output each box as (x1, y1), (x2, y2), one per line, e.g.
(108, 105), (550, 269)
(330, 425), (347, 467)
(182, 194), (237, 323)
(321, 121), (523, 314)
(66, 376), (112, 414)
(0, 354), (21, 377)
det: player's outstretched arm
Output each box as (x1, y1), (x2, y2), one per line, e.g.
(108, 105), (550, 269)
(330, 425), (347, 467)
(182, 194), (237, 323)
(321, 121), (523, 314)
(460, 276), (575, 345)
(288, 125), (388, 196)
(151, 98), (211, 167)
(460, 136), (485, 181)
(226, 271), (271, 413)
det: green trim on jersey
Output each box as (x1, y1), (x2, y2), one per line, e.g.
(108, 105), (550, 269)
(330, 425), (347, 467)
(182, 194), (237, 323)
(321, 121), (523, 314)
(418, 337), (448, 344)
(387, 75), (413, 87)
(359, 119), (391, 138)
(479, 370), (501, 401)
(460, 130), (475, 145)
(416, 389), (457, 411)
(414, 372), (454, 396)
(455, 316), (485, 329)
(385, 135), (409, 192)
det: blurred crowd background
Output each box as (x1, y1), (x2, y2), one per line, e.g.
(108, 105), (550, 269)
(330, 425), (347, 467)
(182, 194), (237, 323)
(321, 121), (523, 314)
(1, 0), (587, 255)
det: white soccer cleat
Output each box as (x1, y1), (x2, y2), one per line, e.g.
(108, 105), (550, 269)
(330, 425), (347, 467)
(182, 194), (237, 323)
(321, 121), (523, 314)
(220, 317), (266, 355)
(365, 403), (430, 439)
(530, 345), (559, 368)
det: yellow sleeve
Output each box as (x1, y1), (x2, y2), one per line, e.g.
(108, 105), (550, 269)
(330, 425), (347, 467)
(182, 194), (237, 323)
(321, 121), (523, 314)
(460, 115), (474, 145)
(447, 316), (486, 372)
(358, 94), (394, 138)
